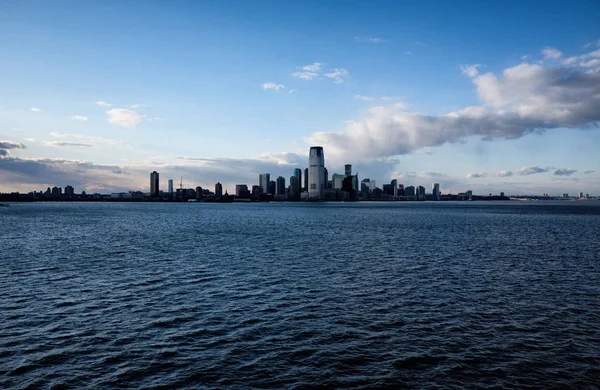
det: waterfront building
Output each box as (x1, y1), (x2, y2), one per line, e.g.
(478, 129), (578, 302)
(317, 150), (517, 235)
(324, 167), (329, 190)
(391, 179), (398, 198)
(293, 168), (302, 195)
(289, 176), (300, 198)
(195, 186), (203, 199)
(304, 168), (308, 192)
(150, 171), (159, 197)
(215, 182), (223, 197)
(64, 185), (74, 197)
(236, 184), (249, 197)
(308, 146), (325, 199)
(332, 173), (345, 190)
(345, 164), (352, 177)
(579, 192), (584, 199)
(432, 183), (440, 201)
(398, 184), (405, 196)
(51, 186), (62, 197)
(405, 186), (415, 197)
(251, 185), (261, 197)
(168, 179), (174, 195)
(268, 180), (276, 196)
(276, 176), (286, 195)
(259, 173), (270, 194)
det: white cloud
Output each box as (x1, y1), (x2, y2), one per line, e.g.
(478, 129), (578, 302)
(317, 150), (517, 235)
(467, 172), (487, 179)
(354, 36), (385, 43)
(460, 64), (480, 78)
(46, 141), (93, 148)
(307, 49), (600, 161)
(554, 168), (577, 176)
(497, 170), (513, 177)
(324, 68), (349, 84)
(129, 104), (141, 108)
(106, 108), (142, 127)
(49, 131), (122, 145)
(517, 166), (549, 176)
(30, 108), (40, 112)
(96, 101), (112, 107)
(288, 89), (296, 94)
(72, 115), (88, 121)
(302, 62), (322, 72)
(404, 51), (413, 56)
(24, 138), (36, 142)
(0, 141), (26, 150)
(354, 95), (374, 101)
(262, 82), (285, 91)
(291, 71), (319, 80)
(542, 47), (563, 59)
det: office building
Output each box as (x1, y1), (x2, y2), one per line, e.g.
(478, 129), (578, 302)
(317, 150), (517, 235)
(215, 182), (223, 197)
(252, 185), (262, 197)
(398, 184), (405, 196)
(293, 168), (302, 195)
(432, 183), (440, 201)
(308, 146), (325, 199)
(345, 164), (352, 177)
(391, 179), (398, 198)
(64, 185), (74, 197)
(324, 167), (329, 190)
(332, 173), (345, 190)
(51, 186), (62, 197)
(150, 171), (159, 197)
(236, 184), (249, 197)
(304, 168), (308, 192)
(268, 180), (276, 196)
(405, 186), (415, 197)
(168, 179), (174, 195)
(369, 180), (377, 192)
(289, 176), (300, 198)
(579, 192), (584, 199)
(416, 186), (426, 201)
(276, 176), (286, 195)
(259, 173), (270, 194)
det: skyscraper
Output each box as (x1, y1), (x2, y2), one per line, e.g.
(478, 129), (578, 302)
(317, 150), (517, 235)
(304, 168), (308, 192)
(345, 164), (352, 177)
(289, 176), (299, 198)
(259, 173), (270, 194)
(293, 168), (302, 195)
(308, 146), (325, 199)
(391, 179), (398, 198)
(215, 182), (223, 197)
(150, 171), (159, 197)
(432, 183), (440, 200)
(236, 184), (249, 197)
(276, 176), (286, 195)
(324, 167), (329, 189)
(332, 173), (345, 190)
(168, 179), (174, 195)
(64, 185), (74, 197)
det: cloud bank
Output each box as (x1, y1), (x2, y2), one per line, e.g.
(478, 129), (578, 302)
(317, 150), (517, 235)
(308, 47), (600, 161)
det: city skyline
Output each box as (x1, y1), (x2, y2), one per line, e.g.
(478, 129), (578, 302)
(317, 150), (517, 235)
(1, 1), (599, 195)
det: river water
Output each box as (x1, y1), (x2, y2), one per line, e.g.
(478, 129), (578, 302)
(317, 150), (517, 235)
(1, 201), (599, 389)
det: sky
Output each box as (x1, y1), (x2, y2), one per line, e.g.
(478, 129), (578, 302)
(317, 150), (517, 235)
(1, 0), (599, 196)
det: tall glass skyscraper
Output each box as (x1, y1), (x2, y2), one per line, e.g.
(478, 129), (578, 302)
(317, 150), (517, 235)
(150, 171), (159, 197)
(308, 146), (325, 199)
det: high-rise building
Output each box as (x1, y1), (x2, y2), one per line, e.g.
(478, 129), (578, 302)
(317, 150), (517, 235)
(324, 167), (329, 190)
(304, 168), (308, 192)
(391, 179), (398, 198)
(268, 180), (276, 196)
(51, 186), (62, 197)
(308, 146), (325, 199)
(432, 183), (440, 201)
(369, 180), (377, 192)
(398, 184), (405, 196)
(64, 185), (74, 197)
(150, 171), (159, 197)
(293, 168), (302, 194)
(289, 176), (299, 198)
(276, 176), (286, 195)
(345, 164), (352, 177)
(215, 182), (223, 197)
(579, 192), (584, 199)
(416, 186), (426, 200)
(168, 179), (174, 195)
(259, 173), (270, 194)
(332, 173), (345, 190)
(236, 184), (249, 197)
(405, 185), (415, 197)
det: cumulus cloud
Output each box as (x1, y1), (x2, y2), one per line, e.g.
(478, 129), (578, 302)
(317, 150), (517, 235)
(0, 141), (26, 150)
(497, 170), (513, 177)
(460, 64), (480, 77)
(354, 36), (385, 43)
(262, 82), (285, 91)
(30, 108), (40, 112)
(517, 166), (549, 175)
(46, 141), (93, 147)
(288, 89), (296, 94)
(72, 115), (88, 121)
(106, 108), (142, 127)
(554, 168), (577, 176)
(354, 95), (374, 101)
(291, 62), (322, 80)
(542, 47), (563, 59)
(324, 68), (349, 83)
(307, 47), (600, 161)
(96, 101), (111, 107)
(467, 172), (487, 179)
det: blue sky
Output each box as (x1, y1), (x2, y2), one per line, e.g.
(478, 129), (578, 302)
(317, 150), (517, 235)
(1, 0), (599, 195)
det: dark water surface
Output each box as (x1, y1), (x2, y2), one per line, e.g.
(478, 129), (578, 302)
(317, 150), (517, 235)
(1, 201), (599, 389)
